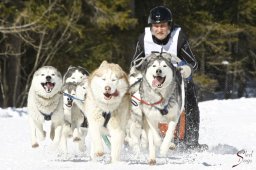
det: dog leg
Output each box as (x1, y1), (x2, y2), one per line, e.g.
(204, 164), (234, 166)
(89, 122), (104, 158)
(29, 117), (39, 147)
(129, 121), (142, 155)
(59, 123), (70, 153)
(33, 120), (46, 141)
(73, 128), (81, 142)
(78, 127), (87, 152)
(52, 123), (62, 146)
(109, 128), (124, 163)
(160, 121), (176, 157)
(147, 127), (156, 165)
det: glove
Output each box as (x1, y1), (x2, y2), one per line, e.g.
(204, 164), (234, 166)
(179, 65), (192, 78)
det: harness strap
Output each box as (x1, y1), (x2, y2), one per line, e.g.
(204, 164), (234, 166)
(131, 95), (163, 106)
(62, 92), (85, 102)
(129, 78), (142, 90)
(40, 111), (53, 121)
(102, 112), (111, 128)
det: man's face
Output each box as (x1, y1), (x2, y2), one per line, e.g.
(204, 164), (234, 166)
(151, 22), (170, 40)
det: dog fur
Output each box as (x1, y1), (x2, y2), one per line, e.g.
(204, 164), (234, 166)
(27, 66), (64, 148)
(84, 60), (130, 163)
(128, 53), (185, 164)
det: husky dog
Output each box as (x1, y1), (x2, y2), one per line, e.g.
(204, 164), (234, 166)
(63, 66), (89, 84)
(59, 82), (88, 153)
(129, 53), (185, 165)
(85, 61), (130, 163)
(27, 66), (64, 148)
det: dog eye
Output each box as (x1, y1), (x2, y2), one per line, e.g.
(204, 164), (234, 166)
(153, 65), (156, 67)
(112, 79), (116, 82)
(102, 78), (106, 81)
(41, 74), (45, 76)
(163, 65), (167, 67)
(51, 74), (55, 76)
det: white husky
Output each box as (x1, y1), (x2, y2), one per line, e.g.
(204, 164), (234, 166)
(129, 53), (185, 165)
(27, 66), (64, 148)
(85, 61), (130, 163)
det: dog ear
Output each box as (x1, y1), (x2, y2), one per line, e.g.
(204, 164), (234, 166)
(100, 60), (109, 68)
(77, 66), (90, 76)
(140, 53), (157, 71)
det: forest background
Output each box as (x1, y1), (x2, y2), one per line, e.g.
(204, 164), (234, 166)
(0, 0), (255, 108)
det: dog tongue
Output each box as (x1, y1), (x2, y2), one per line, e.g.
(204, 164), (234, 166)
(46, 82), (54, 89)
(152, 79), (161, 87)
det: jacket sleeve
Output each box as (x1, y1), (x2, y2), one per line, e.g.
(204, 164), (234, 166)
(177, 30), (198, 72)
(130, 33), (145, 69)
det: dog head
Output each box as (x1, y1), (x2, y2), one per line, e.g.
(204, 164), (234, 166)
(32, 66), (62, 97)
(63, 66), (89, 84)
(142, 53), (176, 89)
(89, 60), (129, 105)
(62, 82), (77, 109)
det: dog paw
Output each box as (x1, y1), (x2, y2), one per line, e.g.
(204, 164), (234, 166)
(32, 143), (39, 148)
(169, 142), (176, 150)
(95, 152), (104, 157)
(148, 159), (156, 165)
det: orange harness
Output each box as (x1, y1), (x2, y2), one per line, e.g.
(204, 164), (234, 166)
(158, 110), (186, 140)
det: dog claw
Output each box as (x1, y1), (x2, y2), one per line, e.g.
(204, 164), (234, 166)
(32, 143), (39, 148)
(149, 159), (156, 165)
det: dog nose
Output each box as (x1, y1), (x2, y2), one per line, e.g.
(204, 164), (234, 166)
(156, 69), (162, 74)
(46, 76), (51, 81)
(105, 86), (111, 92)
(67, 97), (73, 102)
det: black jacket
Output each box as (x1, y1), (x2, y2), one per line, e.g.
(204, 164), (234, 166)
(131, 25), (198, 72)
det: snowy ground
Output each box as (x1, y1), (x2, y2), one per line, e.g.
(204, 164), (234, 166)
(0, 98), (256, 170)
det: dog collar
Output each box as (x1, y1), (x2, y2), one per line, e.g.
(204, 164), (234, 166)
(39, 111), (53, 121)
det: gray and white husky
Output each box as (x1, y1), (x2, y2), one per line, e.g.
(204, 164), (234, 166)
(128, 53), (185, 165)
(59, 82), (88, 153)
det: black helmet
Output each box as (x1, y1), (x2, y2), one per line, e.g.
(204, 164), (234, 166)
(148, 6), (173, 24)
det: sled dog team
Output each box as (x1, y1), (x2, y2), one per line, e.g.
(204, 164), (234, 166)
(27, 53), (185, 164)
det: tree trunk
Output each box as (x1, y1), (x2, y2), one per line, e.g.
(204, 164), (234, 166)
(4, 34), (22, 107)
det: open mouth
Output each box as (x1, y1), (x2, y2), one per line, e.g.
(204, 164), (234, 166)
(65, 101), (73, 107)
(103, 90), (119, 100)
(152, 76), (166, 88)
(41, 82), (55, 93)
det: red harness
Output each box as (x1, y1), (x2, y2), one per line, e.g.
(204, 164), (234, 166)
(131, 95), (163, 106)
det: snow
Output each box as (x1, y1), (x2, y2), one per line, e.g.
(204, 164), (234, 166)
(0, 98), (256, 170)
